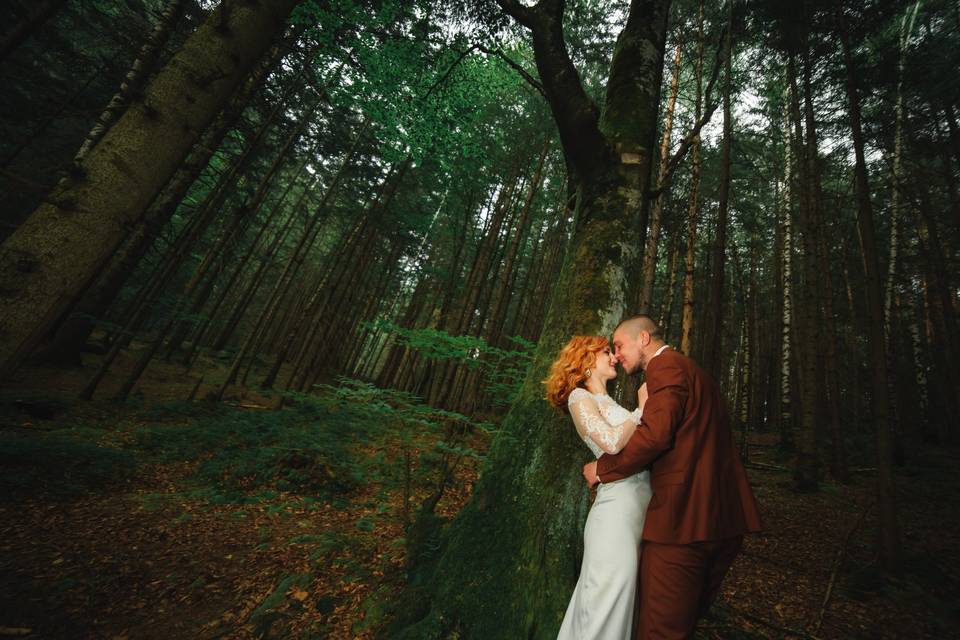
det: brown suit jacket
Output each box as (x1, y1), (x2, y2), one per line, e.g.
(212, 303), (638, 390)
(597, 347), (762, 544)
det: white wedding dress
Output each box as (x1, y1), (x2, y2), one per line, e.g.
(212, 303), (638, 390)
(557, 387), (652, 640)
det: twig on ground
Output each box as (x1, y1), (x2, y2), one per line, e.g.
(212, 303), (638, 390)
(745, 461), (788, 472)
(815, 500), (873, 633)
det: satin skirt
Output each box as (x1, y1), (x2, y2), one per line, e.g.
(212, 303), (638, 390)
(557, 470), (652, 640)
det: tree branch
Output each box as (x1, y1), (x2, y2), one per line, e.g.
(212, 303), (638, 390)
(494, 0), (607, 178)
(493, 0), (537, 28)
(424, 43), (545, 102)
(476, 45), (545, 97)
(424, 44), (479, 100)
(648, 25), (727, 198)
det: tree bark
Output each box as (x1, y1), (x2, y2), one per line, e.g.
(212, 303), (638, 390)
(638, 39), (682, 313)
(0, 0), (302, 379)
(701, 8), (733, 377)
(680, 0), (705, 357)
(786, 52), (821, 492)
(801, 45), (848, 482)
(837, 5), (903, 575)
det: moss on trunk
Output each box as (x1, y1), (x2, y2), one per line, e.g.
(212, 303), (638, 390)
(389, 172), (646, 639)
(389, 3), (669, 635)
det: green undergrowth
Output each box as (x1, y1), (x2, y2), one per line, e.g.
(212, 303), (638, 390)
(1, 380), (490, 508)
(132, 379), (491, 504)
(0, 427), (136, 498)
(136, 399), (373, 500)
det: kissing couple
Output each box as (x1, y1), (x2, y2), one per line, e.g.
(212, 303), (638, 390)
(544, 315), (762, 640)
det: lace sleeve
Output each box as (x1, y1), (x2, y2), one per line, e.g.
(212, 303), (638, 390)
(567, 389), (638, 454)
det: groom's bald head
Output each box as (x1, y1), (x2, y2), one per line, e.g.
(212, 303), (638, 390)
(615, 315), (664, 341)
(612, 314), (665, 374)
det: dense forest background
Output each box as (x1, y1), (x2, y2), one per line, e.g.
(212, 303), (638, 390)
(0, 0), (957, 638)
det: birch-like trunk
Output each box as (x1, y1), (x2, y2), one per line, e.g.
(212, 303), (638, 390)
(638, 40), (682, 312)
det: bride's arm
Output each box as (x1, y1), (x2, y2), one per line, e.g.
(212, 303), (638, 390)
(569, 394), (638, 454)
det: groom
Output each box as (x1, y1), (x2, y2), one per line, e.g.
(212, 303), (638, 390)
(582, 314), (762, 639)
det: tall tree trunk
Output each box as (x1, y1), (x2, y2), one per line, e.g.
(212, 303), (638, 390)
(701, 9), (733, 377)
(680, 0), (705, 356)
(786, 52), (820, 492)
(658, 229), (681, 342)
(778, 99), (795, 453)
(837, 7), (903, 576)
(638, 40), (682, 313)
(33, 38), (284, 364)
(801, 46), (848, 482)
(0, 0), (302, 379)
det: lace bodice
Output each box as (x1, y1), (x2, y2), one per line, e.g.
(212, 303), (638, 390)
(567, 387), (643, 458)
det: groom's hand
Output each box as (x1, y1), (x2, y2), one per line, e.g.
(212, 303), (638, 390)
(582, 461), (600, 489)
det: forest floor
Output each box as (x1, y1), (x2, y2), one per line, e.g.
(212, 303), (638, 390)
(1, 353), (958, 639)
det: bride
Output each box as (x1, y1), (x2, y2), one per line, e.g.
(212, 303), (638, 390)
(545, 335), (652, 639)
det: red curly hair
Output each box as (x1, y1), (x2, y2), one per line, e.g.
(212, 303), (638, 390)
(543, 335), (610, 409)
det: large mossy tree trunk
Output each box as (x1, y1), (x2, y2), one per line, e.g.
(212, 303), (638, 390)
(0, 0), (301, 378)
(391, 0), (671, 638)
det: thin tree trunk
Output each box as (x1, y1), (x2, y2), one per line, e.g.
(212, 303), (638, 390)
(701, 10), (733, 377)
(786, 52), (820, 491)
(778, 98), (795, 453)
(801, 46), (848, 482)
(659, 230), (681, 342)
(638, 40), (682, 313)
(837, 6), (903, 575)
(680, 0), (705, 356)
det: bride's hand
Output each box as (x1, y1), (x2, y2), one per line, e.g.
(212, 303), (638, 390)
(637, 382), (649, 412)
